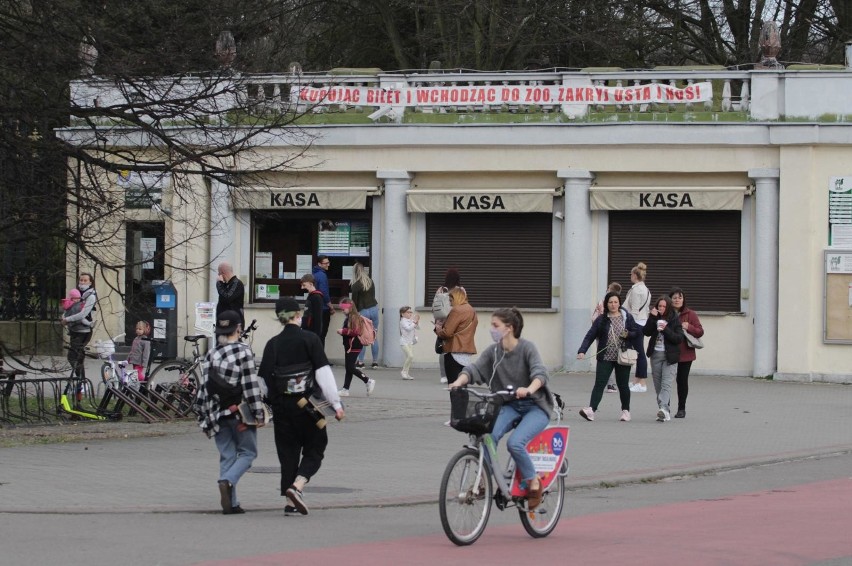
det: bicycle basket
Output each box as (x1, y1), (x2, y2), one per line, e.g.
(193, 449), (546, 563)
(95, 340), (115, 359)
(449, 388), (502, 435)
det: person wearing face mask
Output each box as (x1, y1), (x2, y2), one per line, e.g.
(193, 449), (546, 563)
(258, 297), (345, 516)
(448, 307), (553, 510)
(61, 272), (98, 380)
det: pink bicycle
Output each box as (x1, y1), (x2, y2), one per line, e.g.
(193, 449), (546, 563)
(439, 387), (569, 545)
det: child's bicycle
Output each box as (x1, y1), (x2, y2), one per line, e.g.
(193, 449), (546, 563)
(439, 387), (569, 546)
(94, 333), (140, 397)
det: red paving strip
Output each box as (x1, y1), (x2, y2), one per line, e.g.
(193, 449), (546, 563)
(196, 478), (852, 566)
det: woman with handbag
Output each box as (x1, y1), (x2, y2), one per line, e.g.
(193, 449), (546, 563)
(577, 291), (643, 422)
(669, 287), (704, 419)
(435, 286), (478, 384)
(644, 295), (685, 422)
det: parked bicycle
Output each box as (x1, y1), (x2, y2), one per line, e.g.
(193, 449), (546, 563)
(94, 334), (139, 397)
(439, 386), (569, 546)
(146, 319), (258, 407)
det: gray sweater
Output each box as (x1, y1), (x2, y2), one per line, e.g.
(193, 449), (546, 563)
(462, 338), (554, 416)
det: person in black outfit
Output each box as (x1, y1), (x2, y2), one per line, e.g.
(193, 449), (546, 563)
(300, 273), (324, 337)
(258, 297), (344, 516)
(216, 262), (245, 327)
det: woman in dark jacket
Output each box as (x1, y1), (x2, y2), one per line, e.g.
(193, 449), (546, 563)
(669, 287), (704, 419)
(644, 295), (684, 422)
(576, 292), (643, 423)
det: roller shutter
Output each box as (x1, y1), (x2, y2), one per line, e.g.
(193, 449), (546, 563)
(608, 211), (741, 312)
(425, 213), (552, 308)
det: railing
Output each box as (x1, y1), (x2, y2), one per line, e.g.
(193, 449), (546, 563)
(69, 67), (852, 126)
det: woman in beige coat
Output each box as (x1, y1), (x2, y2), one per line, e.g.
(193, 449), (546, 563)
(435, 286), (478, 384)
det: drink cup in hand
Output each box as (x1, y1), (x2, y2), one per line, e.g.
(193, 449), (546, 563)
(657, 320), (667, 331)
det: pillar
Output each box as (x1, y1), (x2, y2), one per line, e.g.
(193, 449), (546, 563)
(749, 168), (780, 378)
(557, 170), (595, 371)
(377, 170), (412, 367)
(208, 177), (236, 302)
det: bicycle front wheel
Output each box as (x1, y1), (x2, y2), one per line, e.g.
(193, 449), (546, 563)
(439, 447), (493, 546)
(519, 460), (567, 538)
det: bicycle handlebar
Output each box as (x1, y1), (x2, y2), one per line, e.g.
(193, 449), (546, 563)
(240, 319), (258, 340)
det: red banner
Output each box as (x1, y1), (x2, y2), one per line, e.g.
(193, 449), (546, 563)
(293, 82), (711, 107)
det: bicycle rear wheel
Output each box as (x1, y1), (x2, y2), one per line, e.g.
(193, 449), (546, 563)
(519, 460), (567, 538)
(147, 361), (200, 409)
(439, 447), (493, 546)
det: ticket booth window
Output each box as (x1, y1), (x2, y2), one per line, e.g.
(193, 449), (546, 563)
(251, 209), (372, 303)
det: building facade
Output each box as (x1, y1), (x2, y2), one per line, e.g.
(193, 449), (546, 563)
(61, 68), (852, 382)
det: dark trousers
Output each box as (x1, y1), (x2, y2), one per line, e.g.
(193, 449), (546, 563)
(589, 359), (632, 411)
(320, 310), (331, 346)
(273, 396), (329, 495)
(68, 331), (92, 379)
(444, 353), (465, 383)
(343, 351), (368, 389)
(630, 332), (648, 379)
(675, 361), (693, 411)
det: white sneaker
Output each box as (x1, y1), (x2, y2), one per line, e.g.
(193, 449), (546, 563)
(579, 407), (595, 421)
(620, 410), (631, 422)
(657, 408), (670, 422)
(440, 377), (448, 384)
(629, 383), (647, 393)
(366, 378), (376, 396)
(338, 388), (350, 397)
(401, 372), (414, 380)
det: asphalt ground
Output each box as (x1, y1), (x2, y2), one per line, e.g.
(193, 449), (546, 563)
(1, 365), (851, 516)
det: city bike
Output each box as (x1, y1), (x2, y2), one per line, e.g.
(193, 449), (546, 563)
(146, 319), (257, 410)
(439, 387), (569, 546)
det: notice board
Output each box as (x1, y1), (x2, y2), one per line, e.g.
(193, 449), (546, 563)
(824, 250), (852, 343)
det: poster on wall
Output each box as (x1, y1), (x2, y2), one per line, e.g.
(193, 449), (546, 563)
(824, 250), (852, 343)
(317, 220), (371, 257)
(255, 252), (273, 278)
(140, 238), (157, 269)
(829, 177), (852, 247)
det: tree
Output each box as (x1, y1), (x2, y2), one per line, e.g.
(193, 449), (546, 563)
(0, 0), (314, 325)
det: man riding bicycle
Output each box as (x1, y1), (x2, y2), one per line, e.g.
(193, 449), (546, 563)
(448, 307), (554, 510)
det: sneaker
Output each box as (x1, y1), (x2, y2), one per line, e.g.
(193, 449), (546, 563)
(285, 486), (309, 515)
(371, 362), (379, 369)
(579, 407), (595, 421)
(605, 384), (618, 393)
(440, 377), (448, 384)
(620, 410), (631, 422)
(338, 388), (350, 397)
(284, 505), (299, 515)
(223, 505), (245, 515)
(355, 361), (365, 368)
(657, 408), (671, 422)
(366, 378), (376, 396)
(401, 372), (414, 380)
(630, 383), (647, 393)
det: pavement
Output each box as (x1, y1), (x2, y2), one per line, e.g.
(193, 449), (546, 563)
(1, 361), (852, 516)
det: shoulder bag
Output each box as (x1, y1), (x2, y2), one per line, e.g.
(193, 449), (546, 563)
(684, 331), (704, 349)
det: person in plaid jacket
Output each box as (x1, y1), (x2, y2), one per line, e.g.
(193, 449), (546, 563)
(194, 310), (266, 515)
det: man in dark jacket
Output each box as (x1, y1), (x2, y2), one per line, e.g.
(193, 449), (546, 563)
(300, 274), (324, 337)
(216, 262), (245, 327)
(311, 256), (334, 346)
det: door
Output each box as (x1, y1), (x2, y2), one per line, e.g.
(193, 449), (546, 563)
(124, 222), (165, 347)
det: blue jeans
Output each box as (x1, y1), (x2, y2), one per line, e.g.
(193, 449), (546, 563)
(357, 305), (380, 363)
(489, 399), (549, 483)
(214, 417), (258, 507)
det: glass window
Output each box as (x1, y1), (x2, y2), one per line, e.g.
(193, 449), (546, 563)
(251, 209), (372, 303)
